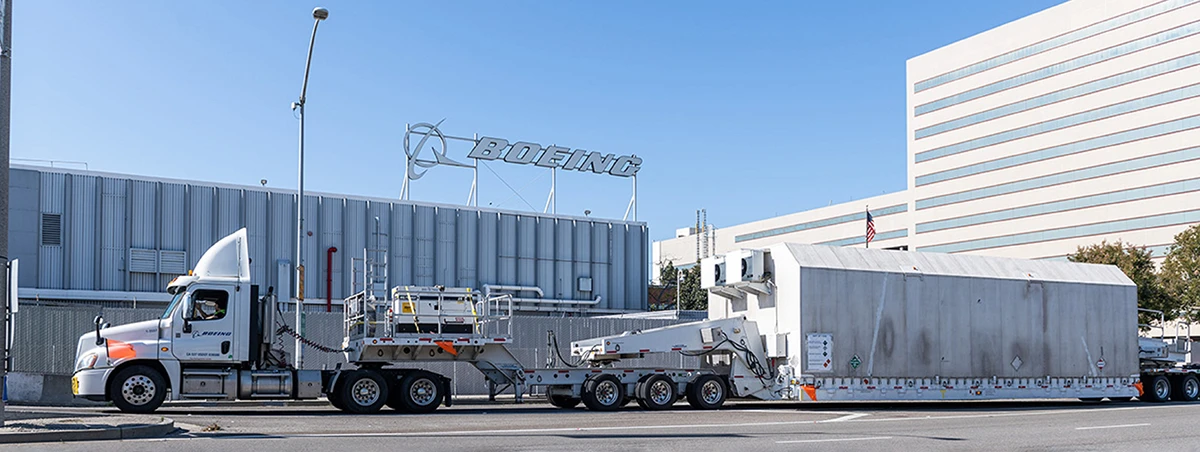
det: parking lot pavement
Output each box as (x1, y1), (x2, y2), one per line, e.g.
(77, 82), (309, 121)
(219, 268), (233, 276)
(5, 399), (1200, 451)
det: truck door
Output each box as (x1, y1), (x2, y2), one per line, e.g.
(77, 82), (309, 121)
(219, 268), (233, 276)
(171, 286), (237, 362)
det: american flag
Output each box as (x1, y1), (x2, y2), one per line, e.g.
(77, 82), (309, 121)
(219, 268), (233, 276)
(865, 209), (876, 246)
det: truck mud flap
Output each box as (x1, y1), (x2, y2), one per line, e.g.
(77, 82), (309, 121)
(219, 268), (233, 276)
(443, 376), (453, 407)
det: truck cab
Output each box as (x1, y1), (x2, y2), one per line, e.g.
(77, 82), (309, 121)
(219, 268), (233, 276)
(72, 229), (319, 413)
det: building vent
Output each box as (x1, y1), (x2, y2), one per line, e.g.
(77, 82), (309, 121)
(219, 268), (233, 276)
(159, 250), (188, 274)
(128, 248), (158, 273)
(41, 213), (62, 246)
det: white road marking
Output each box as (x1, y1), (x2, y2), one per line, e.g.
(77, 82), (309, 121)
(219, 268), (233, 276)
(1075, 423), (1150, 430)
(776, 436), (893, 444)
(824, 413), (869, 422)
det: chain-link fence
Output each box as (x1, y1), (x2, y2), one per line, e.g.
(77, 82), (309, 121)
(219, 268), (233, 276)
(12, 305), (700, 395)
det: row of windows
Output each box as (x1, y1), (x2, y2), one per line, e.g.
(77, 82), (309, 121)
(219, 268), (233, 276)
(916, 144), (1200, 210)
(915, 112), (1200, 186)
(916, 82), (1200, 162)
(917, 208), (1200, 254)
(916, 176), (1200, 234)
(817, 229), (909, 248)
(915, 51), (1200, 140)
(913, 0), (1197, 93)
(734, 204), (908, 243)
(914, 19), (1200, 116)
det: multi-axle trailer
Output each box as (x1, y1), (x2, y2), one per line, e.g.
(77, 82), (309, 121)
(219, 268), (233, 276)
(71, 229), (1199, 414)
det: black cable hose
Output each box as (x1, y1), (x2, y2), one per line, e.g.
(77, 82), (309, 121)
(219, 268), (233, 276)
(549, 330), (585, 368)
(276, 323), (348, 354)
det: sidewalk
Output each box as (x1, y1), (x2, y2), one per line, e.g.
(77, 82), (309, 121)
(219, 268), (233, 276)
(0, 408), (175, 444)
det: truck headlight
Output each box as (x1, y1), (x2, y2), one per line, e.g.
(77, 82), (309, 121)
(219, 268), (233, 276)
(78, 353), (98, 370)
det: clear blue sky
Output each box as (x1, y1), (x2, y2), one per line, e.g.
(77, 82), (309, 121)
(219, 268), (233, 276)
(13, 0), (1065, 241)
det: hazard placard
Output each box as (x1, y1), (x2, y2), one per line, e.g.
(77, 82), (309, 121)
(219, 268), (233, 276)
(806, 333), (833, 372)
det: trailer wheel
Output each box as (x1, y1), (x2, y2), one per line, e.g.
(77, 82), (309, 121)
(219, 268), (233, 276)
(581, 375), (624, 411)
(109, 364), (167, 414)
(548, 394), (581, 409)
(1171, 375), (1200, 402)
(1142, 375), (1171, 403)
(338, 370), (388, 414)
(398, 371), (444, 414)
(636, 375), (678, 410)
(685, 375), (727, 410)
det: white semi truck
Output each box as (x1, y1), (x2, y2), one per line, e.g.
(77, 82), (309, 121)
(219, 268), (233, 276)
(72, 229), (1199, 414)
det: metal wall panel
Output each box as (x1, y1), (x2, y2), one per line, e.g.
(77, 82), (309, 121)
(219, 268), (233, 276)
(343, 199), (366, 299)
(367, 201), (391, 291)
(414, 205), (436, 286)
(10, 169), (41, 289)
(98, 178), (128, 291)
(477, 212), (498, 286)
(591, 223), (609, 306)
(268, 193), (294, 295)
(555, 219), (574, 299)
(626, 225), (646, 310)
(573, 221), (591, 300)
(67, 175), (97, 290)
(610, 225), (626, 311)
(536, 217), (555, 297)
(321, 197), (345, 300)
(390, 203), (413, 287)
(216, 187), (242, 239)
(456, 210), (478, 288)
(435, 208), (457, 284)
(245, 190), (269, 295)
(517, 215), (536, 287)
(38, 172), (65, 289)
(159, 182), (187, 288)
(497, 213), (518, 285)
(187, 185), (215, 270)
(301, 195), (321, 300)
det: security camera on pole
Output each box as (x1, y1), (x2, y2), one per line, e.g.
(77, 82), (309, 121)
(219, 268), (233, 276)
(293, 6), (328, 369)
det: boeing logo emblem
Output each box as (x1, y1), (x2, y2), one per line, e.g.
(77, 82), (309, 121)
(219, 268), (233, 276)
(403, 120), (642, 178)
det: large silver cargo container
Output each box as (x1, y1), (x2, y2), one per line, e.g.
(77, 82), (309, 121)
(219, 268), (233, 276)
(706, 243), (1140, 401)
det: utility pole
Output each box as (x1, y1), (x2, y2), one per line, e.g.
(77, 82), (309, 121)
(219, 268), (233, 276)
(0, 0), (13, 427)
(292, 7), (328, 369)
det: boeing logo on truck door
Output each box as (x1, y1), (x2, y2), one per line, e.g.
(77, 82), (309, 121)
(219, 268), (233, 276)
(468, 137), (642, 177)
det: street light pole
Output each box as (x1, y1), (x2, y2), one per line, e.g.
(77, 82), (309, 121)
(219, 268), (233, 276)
(0, 0), (14, 427)
(293, 6), (328, 369)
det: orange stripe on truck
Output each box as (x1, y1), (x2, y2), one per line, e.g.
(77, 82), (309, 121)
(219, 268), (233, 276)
(107, 339), (137, 360)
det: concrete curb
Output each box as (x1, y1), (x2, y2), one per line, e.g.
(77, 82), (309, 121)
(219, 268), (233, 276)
(0, 418), (176, 444)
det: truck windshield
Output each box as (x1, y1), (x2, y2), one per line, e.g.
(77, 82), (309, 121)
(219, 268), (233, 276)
(161, 291), (185, 320)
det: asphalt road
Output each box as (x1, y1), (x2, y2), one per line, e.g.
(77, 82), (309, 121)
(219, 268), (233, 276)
(8, 399), (1200, 451)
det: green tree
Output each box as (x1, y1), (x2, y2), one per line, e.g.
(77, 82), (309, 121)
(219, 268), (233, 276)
(1069, 240), (1178, 327)
(679, 265), (706, 311)
(1161, 225), (1200, 322)
(659, 261), (678, 288)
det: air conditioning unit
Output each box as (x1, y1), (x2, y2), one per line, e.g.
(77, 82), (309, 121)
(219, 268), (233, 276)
(700, 256), (726, 289)
(726, 249), (764, 284)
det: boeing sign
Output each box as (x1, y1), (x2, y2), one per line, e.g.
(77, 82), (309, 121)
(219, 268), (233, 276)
(468, 137), (642, 177)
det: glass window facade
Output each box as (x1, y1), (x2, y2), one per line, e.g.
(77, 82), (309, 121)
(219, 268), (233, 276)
(915, 113), (1200, 186)
(915, 52), (1200, 140)
(918, 208), (1200, 253)
(916, 177), (1200, 233)
(914, 19), (1200, 116)
(817, 229), (909, 247)
(734, 204), (907, 243)
(916, 145), (1200, 209)
(913, 0), (1198, 93)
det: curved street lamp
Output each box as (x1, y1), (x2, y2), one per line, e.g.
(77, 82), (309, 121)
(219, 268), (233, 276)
(293, 6), (328, 369)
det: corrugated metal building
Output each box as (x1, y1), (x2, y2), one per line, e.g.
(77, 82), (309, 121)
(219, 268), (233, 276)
(11, 165), (648, 313)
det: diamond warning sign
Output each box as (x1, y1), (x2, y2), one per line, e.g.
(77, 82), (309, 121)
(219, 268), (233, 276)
(806, 333), (833, 372)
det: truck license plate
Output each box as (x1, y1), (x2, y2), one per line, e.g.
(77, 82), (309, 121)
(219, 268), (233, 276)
(71, 376), (79, 395)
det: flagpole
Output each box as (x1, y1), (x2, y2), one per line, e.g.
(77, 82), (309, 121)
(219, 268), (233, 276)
(865, 205), (869, 249)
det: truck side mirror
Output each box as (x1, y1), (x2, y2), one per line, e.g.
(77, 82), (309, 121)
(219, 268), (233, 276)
(93, 315), (105, 346)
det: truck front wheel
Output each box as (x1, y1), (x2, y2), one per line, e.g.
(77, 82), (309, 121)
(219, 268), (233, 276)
(1171, 375), (1200, 402)
(109, 364), (167, 414)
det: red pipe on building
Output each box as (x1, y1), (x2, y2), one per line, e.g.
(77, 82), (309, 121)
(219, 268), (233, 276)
(326, 247), (338, 312)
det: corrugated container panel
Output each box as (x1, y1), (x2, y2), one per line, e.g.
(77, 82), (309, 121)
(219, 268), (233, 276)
(187, 185), (215, 269)
(497, 213), (518, 285)
(301, 195), (321, 300)
(99, 178), (128, 291)
(610, 224), (626, 311)
(389, 203), (413, 287)
(343, 199), (367, 299)
(367, 201), (391, 294)
(625, 225), (644, 310)
(516, 215), (536, 287)
(245, 190), (269, 292)
(574, 221), (591, 300)
(435, 208), (457, 285)
(216, 187), (242, 239)
(320, 197), (346, 300)
(591, 223), (609, 306)
(554, 219), (574, 299)
(268, 193), (294, 295)
(477, 212), (498, 286)
(414, 205), (436, 286)
(456, 210), (478, 288)
(39, 172), (65, 289)
(536, 217), (556, 297)
(130, 180), (157, 249)
(158, 182), (188, 288)
(631, 225), (647, 310)
(67, 175), (97, 290)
